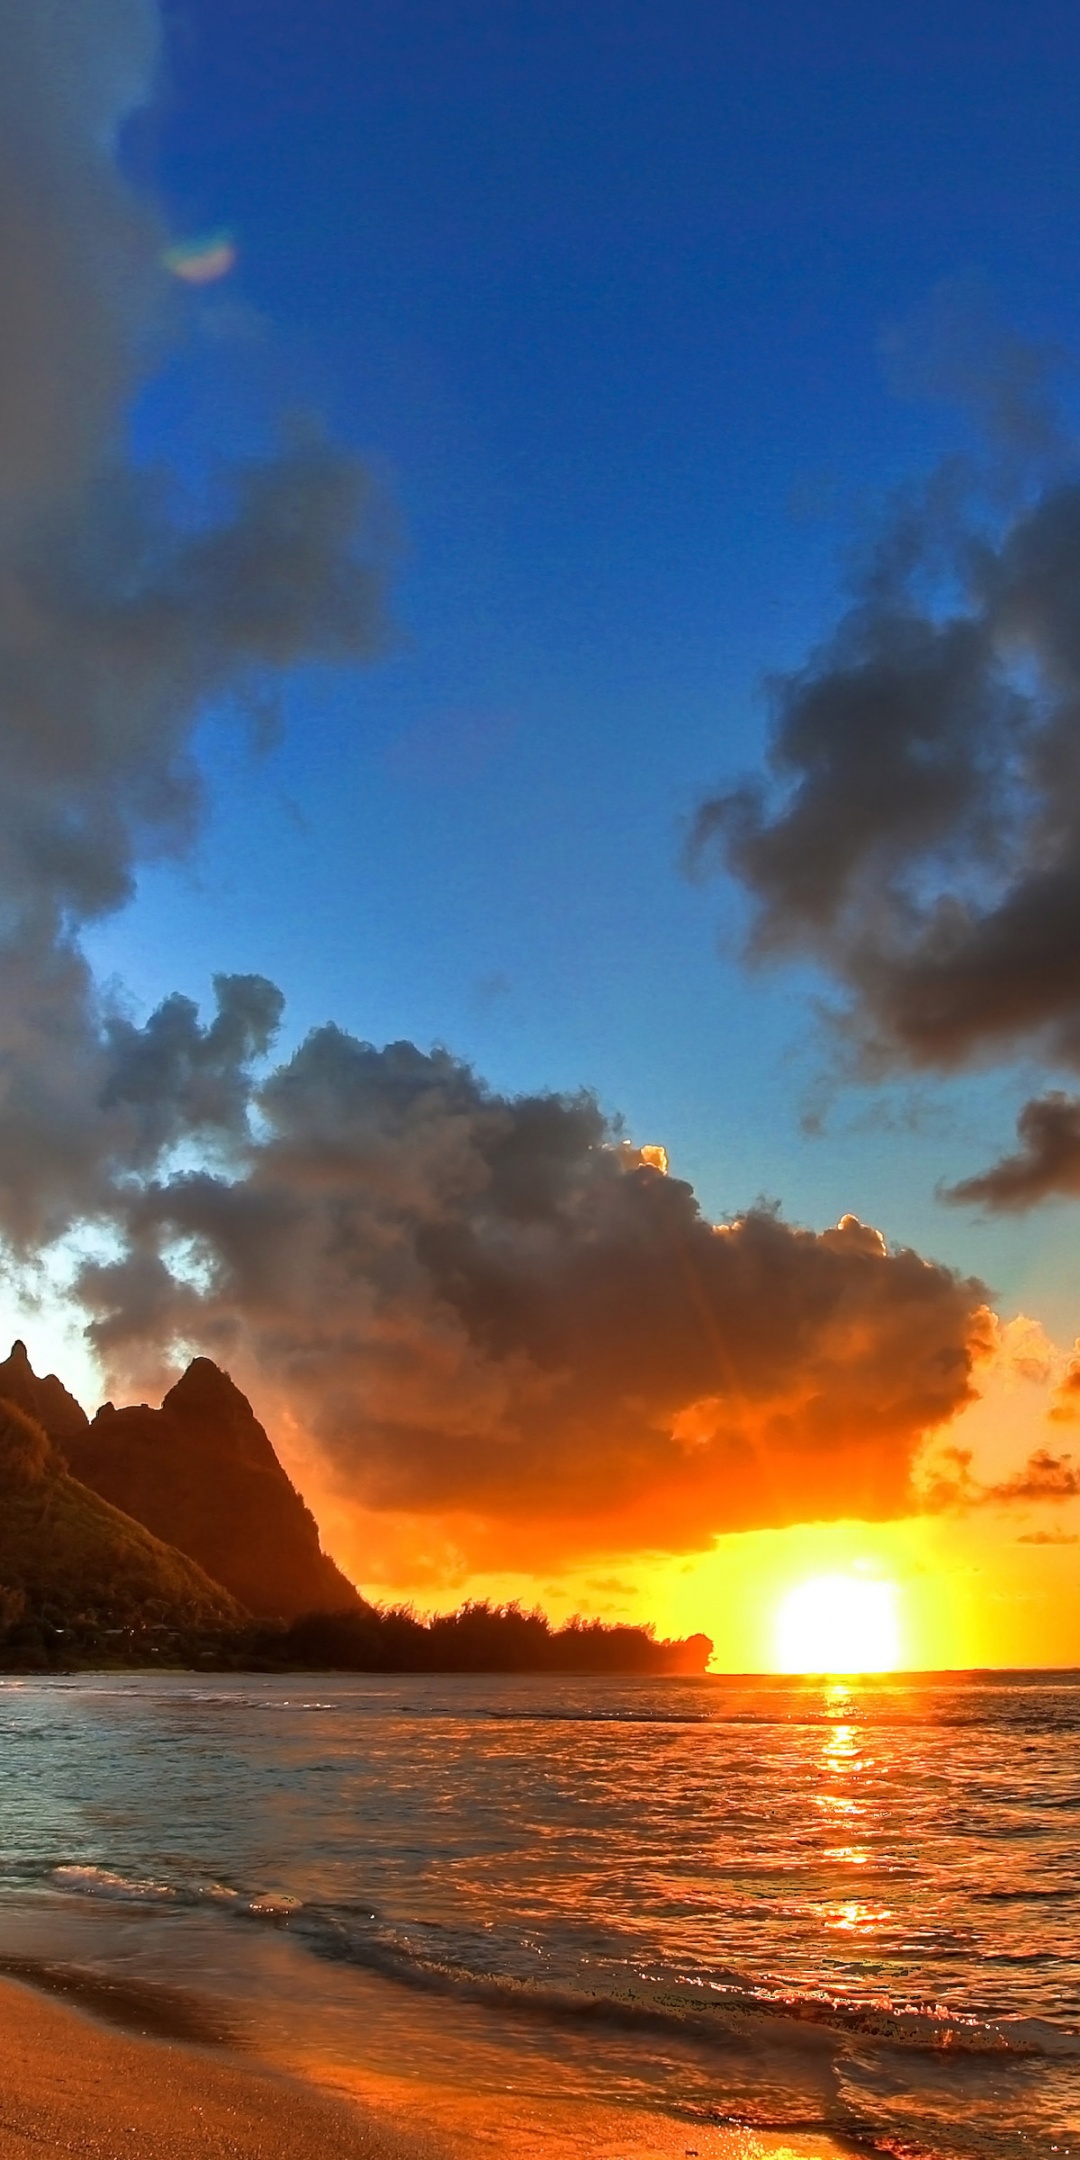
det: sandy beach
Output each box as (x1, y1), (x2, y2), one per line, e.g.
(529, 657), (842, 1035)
(0, 1967), (852, 2160)
(0, 1969), (446, 2160)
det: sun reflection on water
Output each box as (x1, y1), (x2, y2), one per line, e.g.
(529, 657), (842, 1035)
(815, 1684), (894, 1947)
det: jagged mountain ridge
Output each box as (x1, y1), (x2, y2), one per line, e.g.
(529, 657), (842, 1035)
(0, 1344), (361, 1622)
(0, 1395), (244, 1637)
(0, 1343), (90, 1450)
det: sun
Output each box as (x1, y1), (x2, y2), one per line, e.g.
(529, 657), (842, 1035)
(774, 1573), (901, 1674)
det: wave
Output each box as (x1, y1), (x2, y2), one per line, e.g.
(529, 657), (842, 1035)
(45, 1861), (1072, 2069)
(27, 1859), (1080, 2160)
(51, 1863), (299, 1919)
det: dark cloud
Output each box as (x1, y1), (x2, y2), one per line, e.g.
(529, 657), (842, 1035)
(985, 1448), (1080, 1504)
(0, 0), (160, 509)
(943, 1093), (1080, 1212)
(922, 1439), (1080, 1511)
(0, 6), (388, 933)
(1, 439), (387, 930)
(692, 307), (1080, 1201)
(0, 961), (283, 1250)
(101, 974), (284, 1149)
(75, 1029), (991, 1563)
(0, 3), (391, 1250)
(692, 485), (1080, 1072)
(0, 11), (1004, 1567)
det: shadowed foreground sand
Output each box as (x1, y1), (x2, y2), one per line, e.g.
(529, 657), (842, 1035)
(0, 1971), (850, 2160)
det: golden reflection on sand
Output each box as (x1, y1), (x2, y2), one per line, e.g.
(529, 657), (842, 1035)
(292, 2054), (851, 2160)
(0, 1974), (854, 2160)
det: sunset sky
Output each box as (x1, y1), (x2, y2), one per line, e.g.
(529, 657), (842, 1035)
(7, 1), (1080, 1669)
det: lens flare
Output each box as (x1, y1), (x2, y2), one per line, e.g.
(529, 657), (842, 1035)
(774, 1573), (900, 1673)
(163, 230), (237, 284)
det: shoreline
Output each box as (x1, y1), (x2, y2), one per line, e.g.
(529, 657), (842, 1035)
(0, 1970), (444, 2160)
(0, 1966), (854, 2160)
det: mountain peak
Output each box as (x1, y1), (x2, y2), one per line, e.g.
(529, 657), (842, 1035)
(66, 1356), (360, 1621)
(0, 1389), (243, 1643)
(161, 1358), (291, 1481)
(0, 1342), (90, 1446)
(168, 1356), (234, 1399)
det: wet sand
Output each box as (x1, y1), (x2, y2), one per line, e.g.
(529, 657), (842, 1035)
(0, 1972), (446, 2160)
(0, 1968), (854, 2160)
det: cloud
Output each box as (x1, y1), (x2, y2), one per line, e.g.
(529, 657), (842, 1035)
(985, 1448), (1080, 1503)
(0, 16), (1009, 1571)
(691, 299), (1080, 1201)
(1049, 1340), (1080, 1423)
(73, 1030), (992, 1564)
(921, 1441), (1080, 1511)
(878, 273), (1068, 469)
(0, 3), (392, 1250)
(0, 956), (288, 1253)
(0, 429), (388, 932)
(0, 0), (160, 510)
(0, 1), (385, 949)
(943, 1092), (1080, 1211)
(1017, 1528), (1079, 1545)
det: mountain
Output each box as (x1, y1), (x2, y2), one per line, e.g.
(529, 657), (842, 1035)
(0, 1341), (90, 1446)
(60, 1356), (361, 1621)
(0, 1395), (244, 1650)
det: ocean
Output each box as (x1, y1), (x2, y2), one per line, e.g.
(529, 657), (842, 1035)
(0, 1668), (1076, 2159)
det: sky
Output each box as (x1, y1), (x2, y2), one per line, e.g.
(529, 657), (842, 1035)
(8, 0), (1080, 1668)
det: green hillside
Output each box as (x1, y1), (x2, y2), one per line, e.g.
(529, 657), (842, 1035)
(0, 1399), (246, 1663)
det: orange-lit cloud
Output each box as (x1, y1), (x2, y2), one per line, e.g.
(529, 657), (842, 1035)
(914, 1315), (1080, 1524)
(1049, 1339), (1080, 1420)
(75, 1029), (994, 1569)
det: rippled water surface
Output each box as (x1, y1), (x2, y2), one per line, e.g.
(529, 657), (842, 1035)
(0, 1669), (1077, 2158)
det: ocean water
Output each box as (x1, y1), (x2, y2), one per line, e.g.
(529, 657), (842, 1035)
(0, 1669), (1077, 2160)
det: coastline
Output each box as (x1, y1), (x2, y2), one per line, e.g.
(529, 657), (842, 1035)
(0, 1968), (853, 2160)
(0, 1969), (445, 2160)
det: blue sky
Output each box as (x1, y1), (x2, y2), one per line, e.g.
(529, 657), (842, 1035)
(84, 0), (1080, 1335)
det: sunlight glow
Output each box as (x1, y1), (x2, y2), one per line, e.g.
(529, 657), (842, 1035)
(774, 1573), (901, 1673)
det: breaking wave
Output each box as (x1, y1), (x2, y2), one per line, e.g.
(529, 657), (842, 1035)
(45, 1860), (1072, 2067)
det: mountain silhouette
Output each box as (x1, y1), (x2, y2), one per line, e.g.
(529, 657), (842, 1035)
(0, 1393), (243, 1640)
(0, 1347), (714, 1676)
(0, 1345), (361, 1622)
(0, 1341), (91, 1446)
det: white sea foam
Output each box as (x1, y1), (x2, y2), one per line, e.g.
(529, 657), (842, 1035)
(53, 1865), (179, 1902)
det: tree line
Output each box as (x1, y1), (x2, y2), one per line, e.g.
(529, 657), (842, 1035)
(0, 1596), (713, 1674)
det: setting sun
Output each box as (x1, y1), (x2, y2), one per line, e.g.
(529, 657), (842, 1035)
(774, 1573), (901, 1674)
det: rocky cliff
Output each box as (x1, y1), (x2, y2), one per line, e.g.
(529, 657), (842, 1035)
(62, 1357), (360, 1620)
(0, 1341), (90, 1447)
(0, 1394), (244, 1641)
